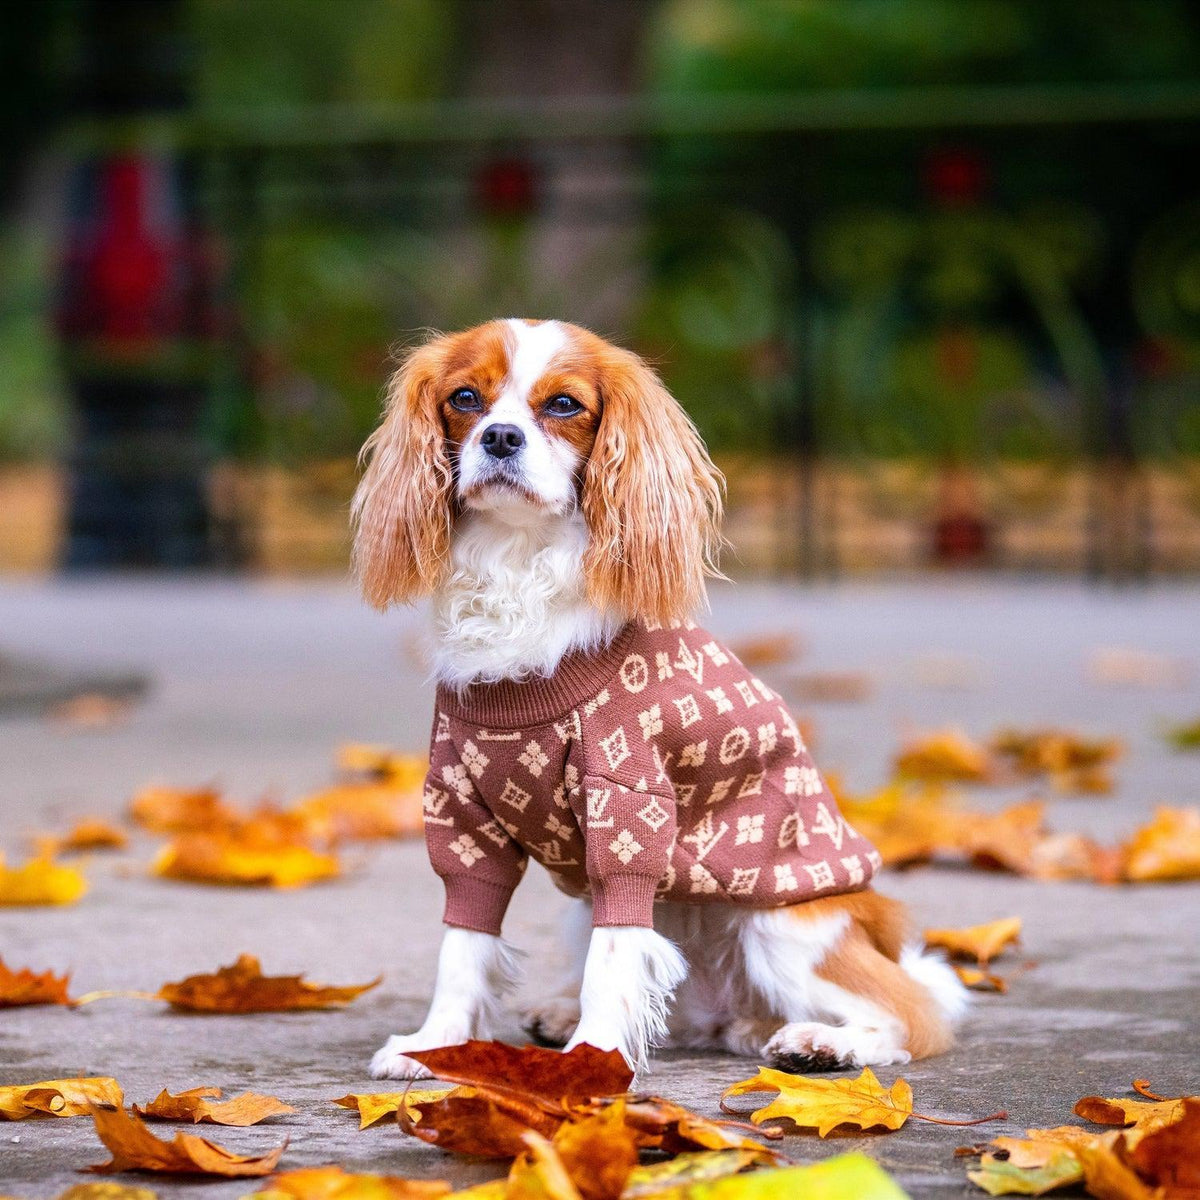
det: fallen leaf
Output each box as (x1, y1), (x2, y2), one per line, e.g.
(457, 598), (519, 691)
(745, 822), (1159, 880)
(967, 1151), (1083, 1195)
(992, 1126), (1118, 1167)
(251, 1165), (450, 1199)
(400, 1085), (563, 1158)
(954, 803), (1048, 875)
(129, 786), (233, 833)
(953, 965), (1009, 993)
(1086, 648), (1189, 689)
(621, 1149), (765, 1197)
(782, 672), (872, 703)
(50, 1185), (158, 1200)
(0, 958), (72, 1007)
(405, 1041), (634, 1105)
(509, 1131), (583, 1200)
(616, 1096), (780, 1159)
(832, 779), (952, 868)
(156, 954), (380, 1013)
(894, 729), (996, 783)
(291, 781), (423, 842)
(0, 855), (87, 906)
(33, 819), (128, 857)
(1129, 1098), (1200, 1192)
(728, 634), (801, 668)
(49, 693), (135, 728)
(1120, 807), (1200, 882)
(335, 745), (427, 788)
(86, 1103), (285, 1176)
(1073, 1138), (1158, 1200)
(0, 1078), (123, 1120)
(152, 832), (339, 888)
(992, 729), (1122, 776)
(631, 1153), (908, 1199)
(332, 1088), (456, 1129)
(133, 1087), (294, 1125)
(924, 918), (1022, 965)
(551, 1100), (638, 1200)
(720, 1066), (913, 1137)
(1164, 718), (1200, 750)
(1074, 1092), (1187, 1134)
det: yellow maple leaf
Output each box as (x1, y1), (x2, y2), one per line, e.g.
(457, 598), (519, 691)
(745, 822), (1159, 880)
(252, 1165), (450, 1199)
(1120, 807), (1200, 882)
(0, 855), (87, 906)
(720, 1066), (913, 1137)
(332, 1089), (457, 1129)
(894, 729), (996, 783)
(924, 917), (1022, 965)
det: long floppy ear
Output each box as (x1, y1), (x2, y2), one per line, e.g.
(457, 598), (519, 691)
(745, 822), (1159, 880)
(351, 339), (454, 609)
(582, 347), (725, 623)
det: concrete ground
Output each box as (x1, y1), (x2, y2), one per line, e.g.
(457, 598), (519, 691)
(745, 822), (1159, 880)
(1, 576), (1197, 1198)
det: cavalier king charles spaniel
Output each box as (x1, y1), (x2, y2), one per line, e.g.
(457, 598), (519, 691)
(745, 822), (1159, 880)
(352, 318), (966, 1079)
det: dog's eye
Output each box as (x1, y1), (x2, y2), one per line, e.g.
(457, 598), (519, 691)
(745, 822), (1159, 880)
(544, 394), (583, 417)
(449, 388), (482, 412)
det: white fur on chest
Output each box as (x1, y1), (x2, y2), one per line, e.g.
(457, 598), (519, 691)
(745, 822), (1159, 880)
(432, 511), (621, 689)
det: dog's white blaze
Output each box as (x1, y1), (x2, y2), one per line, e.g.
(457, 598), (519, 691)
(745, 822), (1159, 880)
(503, 318), (569, 402)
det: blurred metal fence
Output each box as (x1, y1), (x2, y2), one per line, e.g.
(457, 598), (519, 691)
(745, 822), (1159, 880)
(52, 84), (1200, 577)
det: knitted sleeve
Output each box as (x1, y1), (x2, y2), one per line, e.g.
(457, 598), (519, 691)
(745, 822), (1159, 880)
(422, 729), (527, 936)
(567, 771), (677, 928)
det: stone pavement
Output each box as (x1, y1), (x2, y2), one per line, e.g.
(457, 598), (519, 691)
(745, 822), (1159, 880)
(1, 576), (1197, 1197)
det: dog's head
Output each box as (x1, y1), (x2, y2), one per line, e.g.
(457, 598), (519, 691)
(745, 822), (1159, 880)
(352, 318), (723, 623)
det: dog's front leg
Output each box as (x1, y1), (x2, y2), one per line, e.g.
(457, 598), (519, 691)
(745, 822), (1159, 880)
(562, 925), (687, 1076)
(370, 927), (522, 1079)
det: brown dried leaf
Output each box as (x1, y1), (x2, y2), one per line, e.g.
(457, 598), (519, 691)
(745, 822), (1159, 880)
(894, 729), (996, 783)
(34, 819), (128, 857)
(0, 1078), (122, 1120)
(1129, 1098), (1200, 1192)
(129, 786), (232, 834)
(617, 1096), (779, 1158)
(728, 633), (801, 668)
(133, 1087), (294, 1126)
(405, 1041), (633, 1105)
(0, 957), (72, 1007)
(49, 693), (135, 728)
(1074, 1093), (1188, 1134)
(253, 1166), (450, 1199)
(953, 965), (1009, 993)
(156, 954), (379, 1013)
(924, 918), (1022, 965)
(783, 672), (872, 704)
(399, 1085), (561, 1159)
(1073, 1138), (1158, 1200)
(86, 1103), (285, 1176)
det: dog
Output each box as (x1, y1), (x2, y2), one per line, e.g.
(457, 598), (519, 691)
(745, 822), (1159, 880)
(351, 318), (967, 1079)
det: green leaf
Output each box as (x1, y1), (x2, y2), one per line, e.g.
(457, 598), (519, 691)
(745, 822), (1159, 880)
(629, 1153), (908, 1200)
(967, 1151), (1083, 1196)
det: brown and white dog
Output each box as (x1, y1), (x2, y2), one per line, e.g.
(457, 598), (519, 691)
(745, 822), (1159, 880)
(352, 318), (966, 1079)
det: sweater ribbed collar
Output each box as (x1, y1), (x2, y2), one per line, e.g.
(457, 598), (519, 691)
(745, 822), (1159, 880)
(434, 621), (638, 728)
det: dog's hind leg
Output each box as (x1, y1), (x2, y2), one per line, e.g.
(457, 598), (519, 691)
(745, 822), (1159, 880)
(517, 896), (591, 1046)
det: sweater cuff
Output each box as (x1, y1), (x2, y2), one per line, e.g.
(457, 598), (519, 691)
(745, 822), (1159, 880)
(441, 876), (516, 936)
(590, 874), (659, 927)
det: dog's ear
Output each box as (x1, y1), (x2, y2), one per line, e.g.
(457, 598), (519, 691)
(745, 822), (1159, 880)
(351, 339), (454, 609)
(582, 346), (724, 623)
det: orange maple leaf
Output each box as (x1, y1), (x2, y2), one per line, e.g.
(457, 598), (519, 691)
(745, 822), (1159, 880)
(0, 958), (72, 1008)
(156, 954), (379, 1013)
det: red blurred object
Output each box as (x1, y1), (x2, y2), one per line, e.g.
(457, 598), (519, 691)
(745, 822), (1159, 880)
(475, 156), (538, 219)
(923, 146), (988, 208)
(56, 154), (216, 351)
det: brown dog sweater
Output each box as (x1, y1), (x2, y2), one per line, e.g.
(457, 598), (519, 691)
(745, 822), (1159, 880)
(421, 619), (879, 934)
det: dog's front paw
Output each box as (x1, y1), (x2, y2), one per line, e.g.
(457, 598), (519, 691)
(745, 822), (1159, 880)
(762, 1022), (850, 1073)
(519, 997), (581, 1047)
(369, 1034), (435, 1080)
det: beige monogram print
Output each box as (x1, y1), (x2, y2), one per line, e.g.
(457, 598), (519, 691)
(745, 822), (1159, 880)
(424, 619), (878, 937)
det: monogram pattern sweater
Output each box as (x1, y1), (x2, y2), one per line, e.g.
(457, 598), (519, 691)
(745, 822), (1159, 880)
(421, 619), (880, 935)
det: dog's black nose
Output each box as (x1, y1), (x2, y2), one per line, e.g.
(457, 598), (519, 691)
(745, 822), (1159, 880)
(480, 423), (525, 459)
